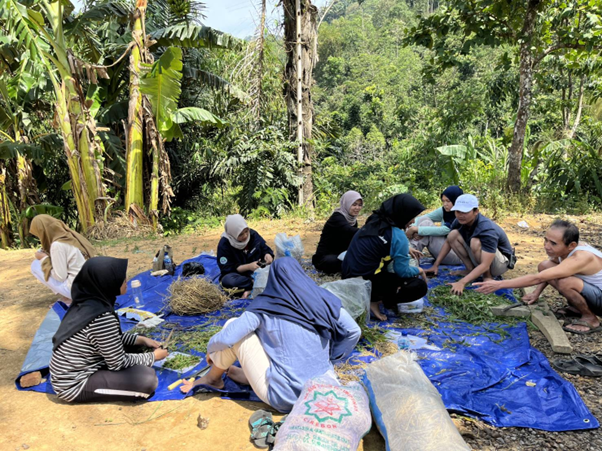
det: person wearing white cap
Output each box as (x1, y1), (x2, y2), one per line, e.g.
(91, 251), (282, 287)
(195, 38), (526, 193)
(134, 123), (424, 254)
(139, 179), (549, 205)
(426, 194), (514, 295)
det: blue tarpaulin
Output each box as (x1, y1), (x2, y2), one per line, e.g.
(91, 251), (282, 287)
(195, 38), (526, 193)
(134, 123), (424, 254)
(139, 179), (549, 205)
(16, 256), (598, 432)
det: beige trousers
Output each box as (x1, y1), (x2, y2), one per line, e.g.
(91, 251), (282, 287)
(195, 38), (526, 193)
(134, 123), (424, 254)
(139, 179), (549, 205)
(210, 318), (271, 405)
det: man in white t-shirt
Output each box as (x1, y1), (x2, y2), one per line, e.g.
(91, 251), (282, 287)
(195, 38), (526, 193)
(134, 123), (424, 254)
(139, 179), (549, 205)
(474, 220), (602, 334)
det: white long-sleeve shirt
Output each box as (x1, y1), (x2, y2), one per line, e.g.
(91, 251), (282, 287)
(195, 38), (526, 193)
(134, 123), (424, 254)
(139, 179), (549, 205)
(40, 241), (86, 287)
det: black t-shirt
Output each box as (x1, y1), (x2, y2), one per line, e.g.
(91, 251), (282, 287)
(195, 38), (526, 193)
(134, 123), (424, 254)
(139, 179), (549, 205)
(450, 214), (513, 258)
(313, 212), (359, 259)
(342, 227), (393, 279)
(217, 229), (274, 278)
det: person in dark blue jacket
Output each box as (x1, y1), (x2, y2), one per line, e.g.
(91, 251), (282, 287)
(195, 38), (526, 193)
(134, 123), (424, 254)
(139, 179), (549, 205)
(217, 214), (274, 298)
(342, 194), (428, 321)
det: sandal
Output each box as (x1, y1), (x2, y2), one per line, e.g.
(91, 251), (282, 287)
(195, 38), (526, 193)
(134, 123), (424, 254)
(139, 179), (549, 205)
(554, 307), (581, 320)
(552, 355), (602, 377)
(249, 410), (274, 449)
(562, 320), (602, 335)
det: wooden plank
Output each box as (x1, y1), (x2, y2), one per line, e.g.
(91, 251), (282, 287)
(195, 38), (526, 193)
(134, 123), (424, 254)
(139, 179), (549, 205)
(491, 304), (531, 318)
(529, 303), (573, 354)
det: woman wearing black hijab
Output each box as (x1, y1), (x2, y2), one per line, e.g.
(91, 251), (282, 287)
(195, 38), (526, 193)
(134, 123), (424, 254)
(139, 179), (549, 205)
(50, 257), (168, 403)
(342, 194), (429, 321)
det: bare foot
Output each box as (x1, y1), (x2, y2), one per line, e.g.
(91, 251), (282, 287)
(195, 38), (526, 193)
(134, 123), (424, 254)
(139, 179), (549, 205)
(227, 366), (249, 385)
(370, 302), (387, 321)
(180, 372), (225, 393)
(450, 269), (469, 276)
(242, 290), (251, 299)
(563, 317), (601, 333)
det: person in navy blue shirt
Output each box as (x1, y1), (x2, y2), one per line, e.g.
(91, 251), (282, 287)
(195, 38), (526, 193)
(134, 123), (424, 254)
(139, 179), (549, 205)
(426, 194), (513, 295)
(342, 194), (428, 321)
(217, 214), (274, 298)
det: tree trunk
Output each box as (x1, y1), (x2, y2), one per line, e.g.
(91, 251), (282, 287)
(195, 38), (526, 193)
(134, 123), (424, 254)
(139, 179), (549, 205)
(54, 75), (107, 231)
(251, 0), (267, 124)
(567, 75), (586, 139)
(15, 154), (39, 246)
(506, 0), (540, 192)
(0, 164), (13, 249)
(125, 1), (147, 216)
(283, 0), (318, 208)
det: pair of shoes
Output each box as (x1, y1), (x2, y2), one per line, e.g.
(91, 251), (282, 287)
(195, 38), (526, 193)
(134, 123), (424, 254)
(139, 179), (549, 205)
(552, 355), (602, 377)
(249, 410), (288, 449)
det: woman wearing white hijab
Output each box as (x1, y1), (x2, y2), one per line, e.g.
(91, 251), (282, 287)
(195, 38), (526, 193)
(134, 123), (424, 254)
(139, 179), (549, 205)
(217, 214), (274, 298)
(312, 191), (363, 274)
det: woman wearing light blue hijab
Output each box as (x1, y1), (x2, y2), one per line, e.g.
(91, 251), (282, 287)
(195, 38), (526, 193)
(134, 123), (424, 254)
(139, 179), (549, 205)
(407, 186), (464, 265)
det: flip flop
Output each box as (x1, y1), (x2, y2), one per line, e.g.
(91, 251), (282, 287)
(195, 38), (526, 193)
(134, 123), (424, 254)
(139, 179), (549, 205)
(265, 414), (288, 448)
(554, 307), (581, 320)
(249, 410), (274, 449)
(552, 355), (602, 377)
(562, 320), (602, 335)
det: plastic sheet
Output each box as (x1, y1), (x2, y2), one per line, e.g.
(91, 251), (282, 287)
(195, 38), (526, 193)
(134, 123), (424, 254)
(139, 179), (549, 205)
(15, 257), (601, 433)
(274, 233), (304, 261)
(320, 278), (371, 320)
(273, 375), (371, 451)
(363, 351), (470, 451)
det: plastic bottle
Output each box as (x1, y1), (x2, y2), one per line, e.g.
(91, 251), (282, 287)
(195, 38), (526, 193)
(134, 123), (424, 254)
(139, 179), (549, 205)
(163, 254), (173, 273)
(131, 279), (144, 308)
(398, 335), (410, 350)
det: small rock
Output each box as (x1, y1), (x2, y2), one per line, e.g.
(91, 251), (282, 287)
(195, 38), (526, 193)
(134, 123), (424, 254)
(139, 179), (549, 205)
(197, 414), (209, 430)
(22, 445), (29, 450)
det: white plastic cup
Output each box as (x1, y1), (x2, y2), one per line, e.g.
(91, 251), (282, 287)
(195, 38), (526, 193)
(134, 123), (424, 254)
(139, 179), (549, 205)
(131, 279), (145, 308)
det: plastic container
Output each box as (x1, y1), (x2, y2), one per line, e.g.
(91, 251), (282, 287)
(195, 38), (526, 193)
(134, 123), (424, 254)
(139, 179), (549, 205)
(163, 254), (173, 273)
(398, 335), (410, 350)
(398, 297), (425, 314)
(131, 279), (144, 308)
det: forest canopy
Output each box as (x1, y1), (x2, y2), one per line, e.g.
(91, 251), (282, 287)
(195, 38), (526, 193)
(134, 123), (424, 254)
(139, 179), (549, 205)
(1, 0), (602, 247)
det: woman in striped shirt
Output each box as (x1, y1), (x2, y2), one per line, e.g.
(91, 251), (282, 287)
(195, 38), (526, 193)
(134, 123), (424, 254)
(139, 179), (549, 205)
(50, 257), (168, 403)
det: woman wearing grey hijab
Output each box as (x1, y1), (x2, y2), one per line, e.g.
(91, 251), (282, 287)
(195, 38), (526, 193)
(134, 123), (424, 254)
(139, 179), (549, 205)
(217, 214), (274, 298)
(312, 191), (363, 274)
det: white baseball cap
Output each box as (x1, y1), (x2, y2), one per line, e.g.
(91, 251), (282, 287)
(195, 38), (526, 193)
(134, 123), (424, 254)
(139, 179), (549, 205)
(451, 194), (479, 212)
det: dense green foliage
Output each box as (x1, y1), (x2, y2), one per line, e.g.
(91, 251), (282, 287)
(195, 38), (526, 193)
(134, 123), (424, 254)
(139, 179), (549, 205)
(2, 0), (602, 243)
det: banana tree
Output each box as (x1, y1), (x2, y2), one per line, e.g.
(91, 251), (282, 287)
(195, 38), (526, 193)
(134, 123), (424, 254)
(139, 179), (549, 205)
(0, 68), (42, 245)
(125, 1), (239, 230)
(0, 0), (131, 231)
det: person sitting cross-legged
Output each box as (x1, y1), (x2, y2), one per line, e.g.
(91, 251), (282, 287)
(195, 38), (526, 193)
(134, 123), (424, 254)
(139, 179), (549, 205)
(180, 257), (361, 413)
(474, 220), (602, 335)
(426, 194), (514, 295)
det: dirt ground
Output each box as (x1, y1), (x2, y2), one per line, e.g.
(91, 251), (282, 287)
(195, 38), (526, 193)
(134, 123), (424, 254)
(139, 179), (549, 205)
(1, 214), (601, 450)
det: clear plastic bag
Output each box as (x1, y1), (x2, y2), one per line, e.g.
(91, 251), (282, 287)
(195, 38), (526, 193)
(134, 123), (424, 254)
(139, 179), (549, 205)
(320, 278), (371, 321)
(251, 266), (270, 298)
(274, 233), (305, 261)
(363, 351), (470, 451)
(273, 375), (372, 451)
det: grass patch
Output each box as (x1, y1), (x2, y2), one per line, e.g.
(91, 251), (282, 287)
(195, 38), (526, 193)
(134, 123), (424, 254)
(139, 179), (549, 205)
(173, 326), (223, 354)
(163, 354), (201, 371)
(428, 285), (522, 346)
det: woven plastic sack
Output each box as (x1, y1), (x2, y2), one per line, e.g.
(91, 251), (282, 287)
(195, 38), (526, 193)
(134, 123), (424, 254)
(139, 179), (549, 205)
(274, 233), (304, 261)
(320, 278), (371, 320)
(273, 375), (371, 451)
(251, 266), (270, 298)
(363, 351), (470, 451)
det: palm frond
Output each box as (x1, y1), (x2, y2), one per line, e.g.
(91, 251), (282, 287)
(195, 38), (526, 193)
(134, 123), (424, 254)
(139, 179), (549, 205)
(150, 24), (242, 50)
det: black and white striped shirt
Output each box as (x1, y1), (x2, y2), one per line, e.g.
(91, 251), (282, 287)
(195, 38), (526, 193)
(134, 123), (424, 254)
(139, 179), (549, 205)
(50, 312), (155, 402)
